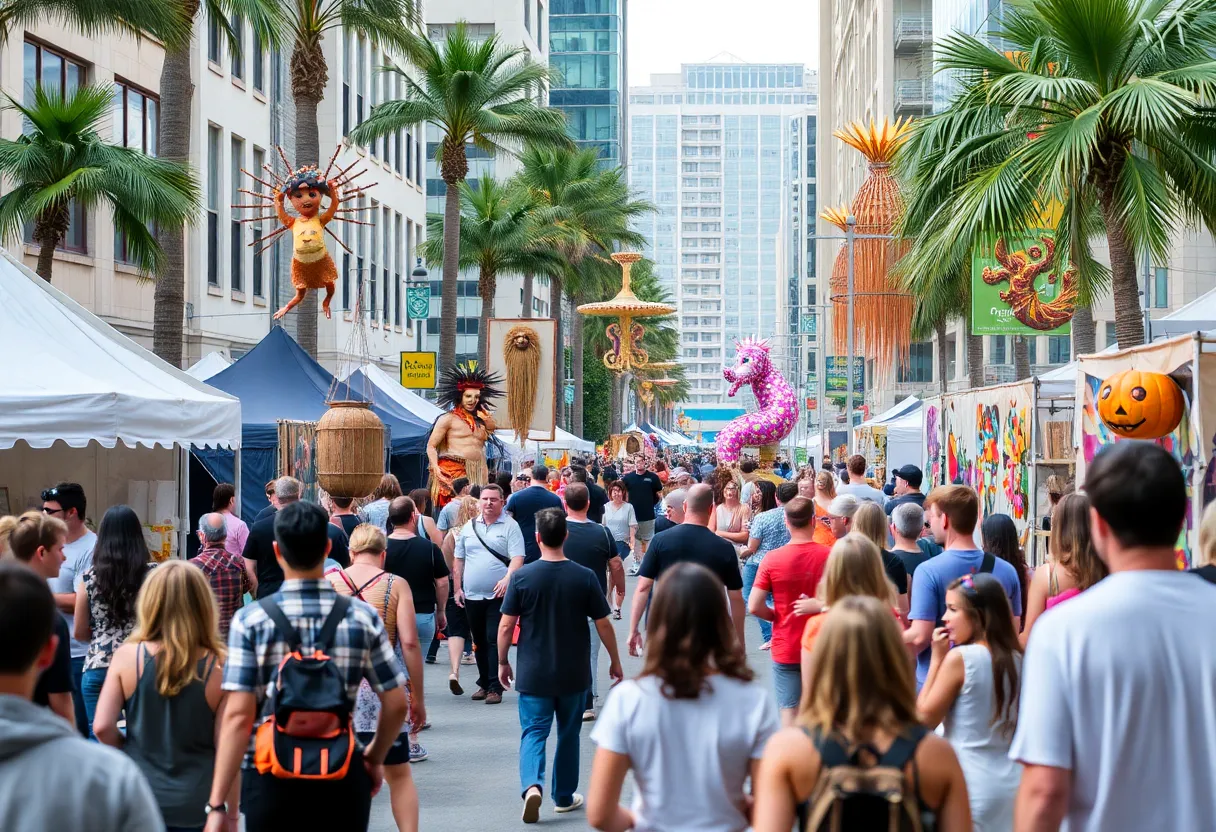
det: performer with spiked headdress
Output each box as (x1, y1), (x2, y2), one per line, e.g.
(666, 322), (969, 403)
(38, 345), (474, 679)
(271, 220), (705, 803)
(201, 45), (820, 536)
(428, 363), (504, 506)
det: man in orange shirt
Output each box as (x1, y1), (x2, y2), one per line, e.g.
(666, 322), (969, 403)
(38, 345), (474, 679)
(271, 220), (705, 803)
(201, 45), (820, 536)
(748, 496), (829, 724)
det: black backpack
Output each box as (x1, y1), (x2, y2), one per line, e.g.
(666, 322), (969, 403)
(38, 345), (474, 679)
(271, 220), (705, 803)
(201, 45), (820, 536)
(799, 725), (934, 832)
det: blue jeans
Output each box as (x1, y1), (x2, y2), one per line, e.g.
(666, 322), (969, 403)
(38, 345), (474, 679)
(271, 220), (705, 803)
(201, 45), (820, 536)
(81, 666), (107, 740)
(69, 654), (89, 737)
(742, 558), (773, 643)
(414, 613), (436, 666)
(518, 692), (584, 807)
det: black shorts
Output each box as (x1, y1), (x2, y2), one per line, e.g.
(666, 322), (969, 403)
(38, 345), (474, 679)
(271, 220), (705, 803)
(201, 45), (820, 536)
(444, 593), (470, 641)
(357, 731), (410, 766)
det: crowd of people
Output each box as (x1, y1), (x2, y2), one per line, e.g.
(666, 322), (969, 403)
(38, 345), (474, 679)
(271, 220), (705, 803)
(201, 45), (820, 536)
(2, 439), (1216, 831)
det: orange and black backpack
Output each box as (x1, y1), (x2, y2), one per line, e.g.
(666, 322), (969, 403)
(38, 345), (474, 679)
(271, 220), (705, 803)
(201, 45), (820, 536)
(254, 594), (356, 780)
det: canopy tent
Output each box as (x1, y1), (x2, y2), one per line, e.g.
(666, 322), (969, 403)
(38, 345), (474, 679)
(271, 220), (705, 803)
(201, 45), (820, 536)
(197, 327), (432, 521)
(856, 396), (920, 431)
(624, 422), (692, 448)
(344, 364), (445, 423)
(496, 428), (595, 454)
(0, 245), (241, 557)
(186, 351), (232, 382)
(1154, 286), (1216, 336)
(881, 409), (924, 478)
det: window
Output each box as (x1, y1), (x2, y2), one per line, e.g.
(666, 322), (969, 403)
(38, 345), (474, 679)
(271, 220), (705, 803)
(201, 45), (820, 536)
(1028, 337), (1037, 366)
(1048, 335), (1070, 365)
(356, 35), (365, 130)
(1105, 322), (1117, 349)
(342, 217), (352, 310)
(25, 41), (86, 104)
(112, 81), (159, 262)
(343, 29), (352, 136)
(395, 213), (403, 326)
(1154, 266), (1168, 308)
(990, 335), (1006, 365)
(524, 0), (531, 35)
(382, 206), (390, 322)
(368, 48), (378, 157)
(369, 200), (378, 318)
(207, 125), (221, 285)
(208, 9), (221, 64)
(230, 15), (244, 79)
(537, 1), (543, 50)
(252, 32), (265, 92)
(252, 147), (265, 296)
(405, 131), (413, 180)
(230, 136), (244, 291)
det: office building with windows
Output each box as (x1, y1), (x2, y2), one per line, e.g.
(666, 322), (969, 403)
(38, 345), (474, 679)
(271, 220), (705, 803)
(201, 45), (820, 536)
(425, 2), (552, 365)
(548, 0), (626, 167)
(3, 14), (430, 374)
(628, 61), (817, 405)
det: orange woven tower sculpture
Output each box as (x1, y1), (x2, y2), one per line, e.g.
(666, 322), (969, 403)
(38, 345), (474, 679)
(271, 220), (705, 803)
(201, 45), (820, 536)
(824, 118), (914, 388)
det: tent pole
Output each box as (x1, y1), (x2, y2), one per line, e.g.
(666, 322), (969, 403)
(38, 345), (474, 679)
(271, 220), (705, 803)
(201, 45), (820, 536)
(178, 446), (190, 559)
(234, 447), (243, 523)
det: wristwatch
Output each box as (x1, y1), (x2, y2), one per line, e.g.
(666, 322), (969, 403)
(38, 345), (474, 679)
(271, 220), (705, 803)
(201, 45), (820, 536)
(204, 802), (227, 816)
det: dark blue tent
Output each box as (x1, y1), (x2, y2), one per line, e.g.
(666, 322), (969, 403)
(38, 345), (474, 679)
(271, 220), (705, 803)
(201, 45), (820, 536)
(193, 327), (432, 523)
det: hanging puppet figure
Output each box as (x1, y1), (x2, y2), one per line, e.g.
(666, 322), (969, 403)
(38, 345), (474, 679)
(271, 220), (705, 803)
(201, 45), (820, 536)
(233, 146), (376, 321)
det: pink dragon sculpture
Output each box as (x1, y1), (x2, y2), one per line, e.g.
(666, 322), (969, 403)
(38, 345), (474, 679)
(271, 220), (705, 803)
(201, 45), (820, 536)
(716, 337), (800, 465)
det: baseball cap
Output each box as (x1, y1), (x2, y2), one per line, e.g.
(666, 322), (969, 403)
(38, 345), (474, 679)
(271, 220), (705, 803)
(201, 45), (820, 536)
(892, 464), (923, 489)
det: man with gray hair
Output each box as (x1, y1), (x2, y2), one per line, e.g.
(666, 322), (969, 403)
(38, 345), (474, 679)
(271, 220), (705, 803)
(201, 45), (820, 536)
(193, 512), (252, 637)
(654, 488), (687, 533)
(242, 476), (350, 598)
(890, 502), (934, 596)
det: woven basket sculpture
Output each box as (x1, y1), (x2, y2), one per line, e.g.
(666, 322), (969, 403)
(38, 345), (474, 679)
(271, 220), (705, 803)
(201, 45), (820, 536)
(825, 118), (915, 390)
(316, 401), (384, 499)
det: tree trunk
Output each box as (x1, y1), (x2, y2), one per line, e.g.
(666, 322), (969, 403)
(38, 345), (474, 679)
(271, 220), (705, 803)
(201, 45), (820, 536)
(572, 302), (584, 437)
(551, 277), (564, 427)
(32, 206), (69, 283)
(935, 318), (948, 394)
(292, 91), (322, 357)
(1014, 335), (1030, 380)
(1072, 305), (1097, 356)
(1099, 186), (1145, 350)
(152, 0), (198, 368)
(967, 330), (984, 389)
(439, 140), (469, 370)
(35, 238), (56, 283)
(478, 266), (495, 365)
(610, 373), (624, 434)
(521, 272), (533, 318)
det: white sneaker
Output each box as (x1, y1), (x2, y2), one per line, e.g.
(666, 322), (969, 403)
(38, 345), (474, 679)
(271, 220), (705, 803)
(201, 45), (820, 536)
(554, 794), (585, 814)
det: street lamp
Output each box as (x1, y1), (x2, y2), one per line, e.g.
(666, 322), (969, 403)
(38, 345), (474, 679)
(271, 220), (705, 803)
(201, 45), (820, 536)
(408, 258), (428, 353)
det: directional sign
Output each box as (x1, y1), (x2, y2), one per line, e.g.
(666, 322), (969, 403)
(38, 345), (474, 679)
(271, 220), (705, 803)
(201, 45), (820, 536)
(406, 286), (430, 320)
(399, 351), (437, 389)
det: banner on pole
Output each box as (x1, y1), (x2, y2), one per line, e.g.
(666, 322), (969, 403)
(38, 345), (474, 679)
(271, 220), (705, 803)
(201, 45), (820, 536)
(825, 356), (865, 394)
(970, 232), (1076, 336)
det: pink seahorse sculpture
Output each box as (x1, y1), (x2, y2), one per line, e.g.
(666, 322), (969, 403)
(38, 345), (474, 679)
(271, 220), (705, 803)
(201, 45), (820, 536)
(715, 337), (800, 465)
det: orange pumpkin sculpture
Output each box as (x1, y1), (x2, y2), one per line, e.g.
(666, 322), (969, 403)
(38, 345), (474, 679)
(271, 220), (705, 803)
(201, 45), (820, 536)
(1097, 369), (1184, 439)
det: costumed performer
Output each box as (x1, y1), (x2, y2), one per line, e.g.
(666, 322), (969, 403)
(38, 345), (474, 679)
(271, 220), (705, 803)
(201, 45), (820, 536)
(428, 363), (503, 507)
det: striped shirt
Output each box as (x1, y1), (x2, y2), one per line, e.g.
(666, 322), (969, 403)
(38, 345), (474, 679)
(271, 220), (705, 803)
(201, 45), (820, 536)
(222, 578), (405, 767)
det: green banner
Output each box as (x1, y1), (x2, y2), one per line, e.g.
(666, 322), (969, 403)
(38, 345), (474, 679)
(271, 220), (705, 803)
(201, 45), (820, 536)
(406, 286), (430, 320)
(971, 232), (1075, 336)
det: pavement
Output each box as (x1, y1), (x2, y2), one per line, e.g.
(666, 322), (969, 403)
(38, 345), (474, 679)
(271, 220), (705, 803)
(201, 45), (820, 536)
(367, 567), (774, 831)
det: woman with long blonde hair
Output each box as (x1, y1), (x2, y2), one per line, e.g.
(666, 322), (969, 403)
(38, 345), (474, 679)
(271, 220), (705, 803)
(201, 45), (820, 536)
(440, 495), (480, 685)
(93, 560), (237, 831)
(810, 471), (837, 547)
(1020, 492), (1108, 645)
(753, 596), (971, 831)
(852, 500), (910, 615)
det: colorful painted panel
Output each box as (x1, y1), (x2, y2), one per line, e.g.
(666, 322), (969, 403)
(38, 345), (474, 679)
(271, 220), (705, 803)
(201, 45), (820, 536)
(922, 397), (944, 489)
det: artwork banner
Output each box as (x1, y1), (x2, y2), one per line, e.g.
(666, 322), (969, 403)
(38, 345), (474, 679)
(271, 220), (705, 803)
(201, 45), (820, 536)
(971, 232), (1075, 336)
(485, 318), (558, 443)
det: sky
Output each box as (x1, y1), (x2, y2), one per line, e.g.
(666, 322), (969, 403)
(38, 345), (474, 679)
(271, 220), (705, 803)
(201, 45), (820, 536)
(626, 0), (819, 88)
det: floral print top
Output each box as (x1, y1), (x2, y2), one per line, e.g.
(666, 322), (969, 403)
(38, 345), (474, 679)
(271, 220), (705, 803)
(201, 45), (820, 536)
(80, 562), (157, 672)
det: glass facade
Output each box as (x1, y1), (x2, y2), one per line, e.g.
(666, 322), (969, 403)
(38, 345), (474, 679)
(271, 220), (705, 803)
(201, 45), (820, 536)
(549, 0), (623, 165)
(932, 0), (1004, 109)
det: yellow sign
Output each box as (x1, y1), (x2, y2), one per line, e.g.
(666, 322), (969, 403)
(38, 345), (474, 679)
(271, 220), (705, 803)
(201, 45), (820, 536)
(399, 352), (437, 389)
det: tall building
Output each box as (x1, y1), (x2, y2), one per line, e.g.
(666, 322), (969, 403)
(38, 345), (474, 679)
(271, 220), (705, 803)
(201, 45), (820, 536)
(425, 2), (553, 366)
(628, 61), (817, 405)
(1, 14), (430, 375)
(548, 0), (627, 167)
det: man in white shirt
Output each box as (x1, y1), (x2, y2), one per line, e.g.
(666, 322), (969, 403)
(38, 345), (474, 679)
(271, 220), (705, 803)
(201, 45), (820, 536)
(453, 484), (525, 705)
(40, 482), (95, 737)
(1010, 441), (1216, 832)
(836, 454), (887, 507)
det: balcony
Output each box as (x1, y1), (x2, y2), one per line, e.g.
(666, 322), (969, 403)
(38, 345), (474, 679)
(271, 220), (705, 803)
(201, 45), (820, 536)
(894, 16), (931, 51)
(894, 79), (932, 113)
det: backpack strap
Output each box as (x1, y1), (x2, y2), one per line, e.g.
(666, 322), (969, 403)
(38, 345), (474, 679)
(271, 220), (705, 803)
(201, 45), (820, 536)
(259, 596), (303, 653)
(878, 724), (928, 769)
(315, 594), (351, 655)
(803, 726), (852, 769)
(978, 552), (996, 574)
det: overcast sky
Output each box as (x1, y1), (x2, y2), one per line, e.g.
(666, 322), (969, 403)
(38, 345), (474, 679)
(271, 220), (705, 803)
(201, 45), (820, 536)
(626, 0), (819, 88)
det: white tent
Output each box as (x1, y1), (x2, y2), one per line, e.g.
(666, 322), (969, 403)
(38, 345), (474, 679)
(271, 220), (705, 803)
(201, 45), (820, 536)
(856, 396), (920, 432)
(0, 246), (240, 554)
(882, 409), (924, 477)
(1154, 286), (1216, 336)
(343, 363), (445, 423)
(186, 351), (232, 381)
(496, 428), (595, 454)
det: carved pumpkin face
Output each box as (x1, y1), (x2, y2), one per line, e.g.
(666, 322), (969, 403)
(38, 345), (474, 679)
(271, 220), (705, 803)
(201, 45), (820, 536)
(1097, 369), (1184, 439)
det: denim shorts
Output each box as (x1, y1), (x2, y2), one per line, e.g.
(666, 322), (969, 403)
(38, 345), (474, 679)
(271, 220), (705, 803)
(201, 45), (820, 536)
(771, 661), (802, 711)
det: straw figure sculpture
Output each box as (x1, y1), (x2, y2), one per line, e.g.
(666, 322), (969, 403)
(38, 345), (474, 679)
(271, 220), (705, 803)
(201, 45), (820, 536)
(503, 324), (542, 442)
(824, 118), (915, 390)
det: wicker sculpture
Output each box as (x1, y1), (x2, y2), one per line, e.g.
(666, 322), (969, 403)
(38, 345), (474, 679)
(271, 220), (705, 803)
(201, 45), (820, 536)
(316, 401), (384, 499)
(824, 118), (915, 389)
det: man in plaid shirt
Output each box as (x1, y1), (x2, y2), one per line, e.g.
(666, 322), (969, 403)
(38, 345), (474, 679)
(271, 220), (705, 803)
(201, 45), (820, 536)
(204, 501), (408, 832)
(192, 513), (253, 639)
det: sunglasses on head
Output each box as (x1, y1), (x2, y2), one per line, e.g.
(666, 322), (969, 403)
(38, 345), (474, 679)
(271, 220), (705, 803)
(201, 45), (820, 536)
(40, 487), (60, 502)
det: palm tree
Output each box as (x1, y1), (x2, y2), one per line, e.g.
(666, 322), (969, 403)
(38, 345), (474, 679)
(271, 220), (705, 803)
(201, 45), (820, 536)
(277, 0), (416, 357)
(421, 174), (564, 363)
(351, 23), (570, 369)
(897, 0), (1216, 352)
(0, 85), (198, 283)
(0, 0), (191, 43)
(153, 0), (282, 366)
(516, 145), (652, 434)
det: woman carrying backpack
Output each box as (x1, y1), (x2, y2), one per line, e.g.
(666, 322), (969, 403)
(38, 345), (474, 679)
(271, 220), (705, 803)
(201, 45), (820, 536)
(586, 562), (779, 832)
(753, 595), (971, 832)
(917, 573), (1023, 831)
(327, 524), (425, 832)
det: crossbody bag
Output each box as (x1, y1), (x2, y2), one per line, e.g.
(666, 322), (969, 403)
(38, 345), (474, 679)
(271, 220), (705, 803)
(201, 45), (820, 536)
(471, 520), (512, 567)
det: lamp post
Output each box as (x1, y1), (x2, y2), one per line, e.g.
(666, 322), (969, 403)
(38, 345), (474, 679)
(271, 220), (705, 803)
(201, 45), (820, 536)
(408, 258), (429, 353)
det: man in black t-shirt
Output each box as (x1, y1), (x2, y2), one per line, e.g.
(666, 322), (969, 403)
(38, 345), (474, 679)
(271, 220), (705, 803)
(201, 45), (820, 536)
(569, 466), (608, 524)
(243, 478), (349, 598)
(620, 455), (663, 575)
(506, 465), (564, 563)
(890, 501), (934, 597)
(628, 484), (745, 656)
(383, 497), (450, 652)
(499, 509), (622, 821)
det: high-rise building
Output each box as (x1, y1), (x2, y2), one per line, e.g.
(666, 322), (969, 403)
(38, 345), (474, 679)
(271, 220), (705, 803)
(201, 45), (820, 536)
(628, 61), (817, 405)
(425, 3), (553, 365)
(548, 0), (627, 167)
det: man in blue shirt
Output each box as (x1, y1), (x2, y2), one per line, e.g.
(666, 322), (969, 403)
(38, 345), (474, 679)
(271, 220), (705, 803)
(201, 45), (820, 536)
(506, 465), (563, 564)
(904, 485), (1023, 689)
